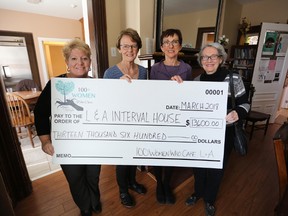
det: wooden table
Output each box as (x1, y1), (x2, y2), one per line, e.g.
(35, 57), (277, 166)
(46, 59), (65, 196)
(12, 91), (41, 105)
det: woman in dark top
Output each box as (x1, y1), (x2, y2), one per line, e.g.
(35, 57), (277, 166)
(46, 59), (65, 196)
(150, 29), (192, 205)
(185, 42), (250, 216)
(34, 39), (101, 216)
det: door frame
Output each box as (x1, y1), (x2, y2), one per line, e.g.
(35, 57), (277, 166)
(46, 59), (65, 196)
(195, 27), (215, 50)
(38, 37), (71, 85)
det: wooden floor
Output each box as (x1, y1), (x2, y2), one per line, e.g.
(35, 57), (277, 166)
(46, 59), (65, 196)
(14, 123), (281, 216)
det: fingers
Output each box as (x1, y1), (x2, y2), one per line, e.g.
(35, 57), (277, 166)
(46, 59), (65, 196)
(226, 110), (239, 123)
(120, 74), (132, 83)
(171, 75), (183, 83)
(42, 142), (55, 156)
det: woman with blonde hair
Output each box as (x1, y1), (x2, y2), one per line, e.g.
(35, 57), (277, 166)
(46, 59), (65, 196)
(34, 38), (102, 216)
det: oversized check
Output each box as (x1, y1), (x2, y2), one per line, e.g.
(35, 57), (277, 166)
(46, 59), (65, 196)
(51, 78), (228, 168)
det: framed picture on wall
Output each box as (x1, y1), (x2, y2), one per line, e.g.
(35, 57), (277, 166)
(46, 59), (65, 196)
(2, 65), (11, 78)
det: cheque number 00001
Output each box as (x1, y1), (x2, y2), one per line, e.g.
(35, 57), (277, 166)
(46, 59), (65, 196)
(205, 89), (224, 95)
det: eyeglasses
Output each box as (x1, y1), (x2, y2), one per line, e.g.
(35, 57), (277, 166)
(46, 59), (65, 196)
(162, 40), (180, 47)
(201, 54), (220, 61)
(120, 44), (138, 50)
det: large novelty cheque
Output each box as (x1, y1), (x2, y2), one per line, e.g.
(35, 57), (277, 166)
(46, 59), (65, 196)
(52, 78), (228, 168)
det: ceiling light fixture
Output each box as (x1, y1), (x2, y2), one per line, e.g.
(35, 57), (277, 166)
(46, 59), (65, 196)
(27, 0), (41, 4)
(70, 4), (78, 8)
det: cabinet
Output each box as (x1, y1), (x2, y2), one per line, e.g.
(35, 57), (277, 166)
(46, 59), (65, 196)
(230, 45), (257, 83)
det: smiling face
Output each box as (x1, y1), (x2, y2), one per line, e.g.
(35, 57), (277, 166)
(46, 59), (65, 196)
(65, 48), (91, 78)
(160, 34), (182, 59)
(118, 35), (139, 63)
(201, 46), (223, 74)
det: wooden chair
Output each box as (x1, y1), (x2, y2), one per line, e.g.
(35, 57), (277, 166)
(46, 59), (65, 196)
(273, 122), (288, 214)
(244, 83), (271, 140)
(6, 92), (35, 148)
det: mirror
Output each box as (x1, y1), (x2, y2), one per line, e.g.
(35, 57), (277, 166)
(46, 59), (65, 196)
(0, 30), (41, 91)
(155, 0), (223, 54)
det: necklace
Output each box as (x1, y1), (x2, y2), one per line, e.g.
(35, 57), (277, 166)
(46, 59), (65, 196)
(120, 62), (139, 79)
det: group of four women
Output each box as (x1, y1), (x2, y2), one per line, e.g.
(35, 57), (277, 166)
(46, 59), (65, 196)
(34, 28), (249, 216)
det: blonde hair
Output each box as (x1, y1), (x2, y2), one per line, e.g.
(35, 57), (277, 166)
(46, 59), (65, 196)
(62, 38), (91, 61)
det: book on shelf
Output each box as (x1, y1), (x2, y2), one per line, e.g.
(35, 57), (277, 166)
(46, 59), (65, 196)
(233, 46), (257, 59)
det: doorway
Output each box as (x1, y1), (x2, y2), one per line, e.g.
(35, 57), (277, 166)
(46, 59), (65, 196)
(0, 34), (67, 181)
(195, 27), (215, 50)
(38, 37), (71, 85)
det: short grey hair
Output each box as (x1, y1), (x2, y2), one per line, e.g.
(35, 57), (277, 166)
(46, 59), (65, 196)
(197, 42), (227, 67)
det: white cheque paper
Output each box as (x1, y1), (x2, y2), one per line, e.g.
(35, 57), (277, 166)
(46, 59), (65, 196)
(51, 78), (228, 168)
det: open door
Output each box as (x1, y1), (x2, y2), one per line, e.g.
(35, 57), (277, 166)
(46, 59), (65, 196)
(251, 22), (288, 122)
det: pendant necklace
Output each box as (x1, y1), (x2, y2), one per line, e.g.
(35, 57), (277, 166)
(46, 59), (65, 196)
(121, 62), (139, 79)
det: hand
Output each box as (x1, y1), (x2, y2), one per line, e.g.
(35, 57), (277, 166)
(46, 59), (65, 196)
(120, 74), (132, 83)
(226, 110), (239, 123)
(42, 141), (55, 156)
(171, 75), (183, 83)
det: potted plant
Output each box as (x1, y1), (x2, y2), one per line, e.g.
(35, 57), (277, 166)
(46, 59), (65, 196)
(218, 35), (229, 48)
(239, 17), (251, 45)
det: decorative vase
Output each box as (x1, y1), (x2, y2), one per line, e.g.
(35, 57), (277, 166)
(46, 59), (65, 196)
(244, 34), (249, 45)
(240, 33), (248, 45)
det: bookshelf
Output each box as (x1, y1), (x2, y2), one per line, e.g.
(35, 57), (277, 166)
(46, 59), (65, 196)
(230, 45), (257, 83)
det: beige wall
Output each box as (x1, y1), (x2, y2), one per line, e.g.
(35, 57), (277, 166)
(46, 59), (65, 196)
(139, 0), (155, 54)
(106, 0), (123, 66)
(221, 0), (242, 54)
(164, 8), (217, 48)
(0, 9), (82, 87)
(241, 0), (288, 25)
(221, 0), (288, 52)
(106, 0), (155, 67)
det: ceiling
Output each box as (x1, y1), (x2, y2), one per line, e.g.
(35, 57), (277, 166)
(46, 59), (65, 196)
(0, 0), (264, 20)
(0, 0), (83, 20)
(164, 0), (219, 16)
(164, 0), (265, 16)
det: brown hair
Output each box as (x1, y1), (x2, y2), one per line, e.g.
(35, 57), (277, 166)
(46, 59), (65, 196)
(116, 28), (142, 49)
(160, 29), (183, 45)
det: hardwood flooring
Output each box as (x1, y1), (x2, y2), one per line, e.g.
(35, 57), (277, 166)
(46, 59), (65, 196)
(14, 123), (281, 216)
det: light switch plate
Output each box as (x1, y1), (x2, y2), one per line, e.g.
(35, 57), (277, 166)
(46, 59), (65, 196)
(111, 47), (117, 57)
